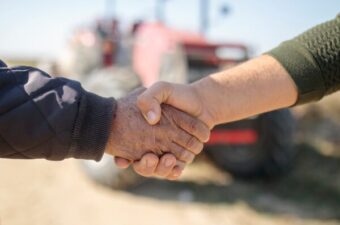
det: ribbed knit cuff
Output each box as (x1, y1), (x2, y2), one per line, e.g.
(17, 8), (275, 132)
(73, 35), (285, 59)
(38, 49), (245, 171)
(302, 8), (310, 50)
(268, 40), (325, 105)
(69, 91), (116, 161)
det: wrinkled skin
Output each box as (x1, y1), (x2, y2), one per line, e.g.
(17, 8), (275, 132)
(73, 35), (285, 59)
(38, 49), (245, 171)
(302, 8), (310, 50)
(116, 153), (184, 179)
(106, 89), (210, 175)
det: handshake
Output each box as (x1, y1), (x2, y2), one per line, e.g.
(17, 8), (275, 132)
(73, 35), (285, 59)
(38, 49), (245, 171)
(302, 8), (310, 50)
(103, 55), (299, 180)
(104, 81), (215, 180)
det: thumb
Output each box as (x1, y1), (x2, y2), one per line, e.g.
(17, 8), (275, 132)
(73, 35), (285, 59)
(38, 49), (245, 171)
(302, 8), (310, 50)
(137, 82), (173, 125)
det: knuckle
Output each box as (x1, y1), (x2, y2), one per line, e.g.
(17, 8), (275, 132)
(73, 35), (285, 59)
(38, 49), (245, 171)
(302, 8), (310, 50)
(157, 81), (173, 93)
(189, 119), (198, 133)
(185, 135), (197, 150)
(134, 167), (152, 177)
(157, 141), (169, 154)
(193, 142), (204, 154)
(136, 95), (147, 107)
(167, 167), (183, 180)
(180, 150), (194, 163)
(176, 161), (186, 169)
(203, 130), (211, 143)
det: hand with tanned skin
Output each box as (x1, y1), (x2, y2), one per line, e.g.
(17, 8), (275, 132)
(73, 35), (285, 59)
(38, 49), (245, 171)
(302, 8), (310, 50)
(115, 15), (340, 180)
(115, 55), (298, 179)
(105, 88), (210, 180)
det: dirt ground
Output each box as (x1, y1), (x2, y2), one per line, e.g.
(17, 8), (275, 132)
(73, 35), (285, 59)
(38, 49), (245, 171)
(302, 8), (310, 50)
(1, 95), (340, 225)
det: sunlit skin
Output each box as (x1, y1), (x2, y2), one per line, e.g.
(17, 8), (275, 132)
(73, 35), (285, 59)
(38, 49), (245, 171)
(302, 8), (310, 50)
(105, 88), (210, 180)
(115, 55), (298, 179)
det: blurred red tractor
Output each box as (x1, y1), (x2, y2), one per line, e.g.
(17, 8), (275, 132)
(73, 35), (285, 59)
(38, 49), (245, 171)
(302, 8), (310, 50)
(60, 0), (296, 188)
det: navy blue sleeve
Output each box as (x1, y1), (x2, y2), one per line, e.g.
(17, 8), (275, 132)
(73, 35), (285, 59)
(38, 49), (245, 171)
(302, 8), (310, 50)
(0, 60), (116, 161)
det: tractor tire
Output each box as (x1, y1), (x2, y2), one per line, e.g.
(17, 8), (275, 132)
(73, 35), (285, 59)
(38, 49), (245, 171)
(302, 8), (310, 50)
(206, 109), (296, 177)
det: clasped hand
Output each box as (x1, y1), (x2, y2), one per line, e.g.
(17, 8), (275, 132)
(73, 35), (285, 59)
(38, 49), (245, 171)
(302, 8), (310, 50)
(105, 87), (211, 180)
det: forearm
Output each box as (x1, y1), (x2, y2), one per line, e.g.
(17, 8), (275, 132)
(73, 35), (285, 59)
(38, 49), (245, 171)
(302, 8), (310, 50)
(0, 61), (115, 161)
(192, 55), (298, 126)
(192, 15), (340, 126)
(268, 15), (340, 104)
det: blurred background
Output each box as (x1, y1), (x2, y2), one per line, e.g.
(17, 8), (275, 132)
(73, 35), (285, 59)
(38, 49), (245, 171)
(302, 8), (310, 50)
(1, 1), (340, 225)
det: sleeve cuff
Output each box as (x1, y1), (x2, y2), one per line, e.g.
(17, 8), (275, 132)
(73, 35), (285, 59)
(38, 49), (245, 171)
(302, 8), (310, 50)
(69, 91), (117, 161)
(267, 40), (326, 105)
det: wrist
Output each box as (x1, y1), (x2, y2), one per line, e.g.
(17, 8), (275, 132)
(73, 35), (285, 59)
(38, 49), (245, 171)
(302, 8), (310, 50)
(192, 69), (252, 126)
(193, 56), (299, 126)
(104, 99), (123, 157)
(191, 78), (220, 128)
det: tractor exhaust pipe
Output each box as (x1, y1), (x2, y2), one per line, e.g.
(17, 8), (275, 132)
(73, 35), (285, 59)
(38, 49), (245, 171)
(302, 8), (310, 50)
(156, 0), (167, 23)
(200, 0), (209, 35)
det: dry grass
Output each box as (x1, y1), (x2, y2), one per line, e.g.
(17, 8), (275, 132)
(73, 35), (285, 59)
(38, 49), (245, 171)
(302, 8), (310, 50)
(1, 158), (340, 225)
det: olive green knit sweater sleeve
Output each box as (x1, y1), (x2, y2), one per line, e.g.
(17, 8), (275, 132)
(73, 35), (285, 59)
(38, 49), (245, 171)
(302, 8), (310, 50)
(268, 15), (340, 105)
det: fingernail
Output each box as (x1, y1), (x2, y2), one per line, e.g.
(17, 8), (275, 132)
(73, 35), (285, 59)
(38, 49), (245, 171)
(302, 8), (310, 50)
(147, 111), (157, 123)
(165, 159), (173, 167)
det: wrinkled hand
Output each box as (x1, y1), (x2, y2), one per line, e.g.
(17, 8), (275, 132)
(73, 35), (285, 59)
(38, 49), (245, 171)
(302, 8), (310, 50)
(115, 153), (183, 180)
(115, 82), (215, 180)
(105, 88), (210, 179)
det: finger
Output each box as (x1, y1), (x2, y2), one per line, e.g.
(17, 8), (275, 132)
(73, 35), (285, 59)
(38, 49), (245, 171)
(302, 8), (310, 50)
(167, 168), (183, 180)
(167, 161), (185, 180)
(170, 107), (211, 143)
(154, 154), (176, 177)
(114, 157), (131, 169)
(137, 82), (173, 125)
(173, 130), (204, 155)
(132, 153), (159, 177)
(165, 142), (195, 164)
